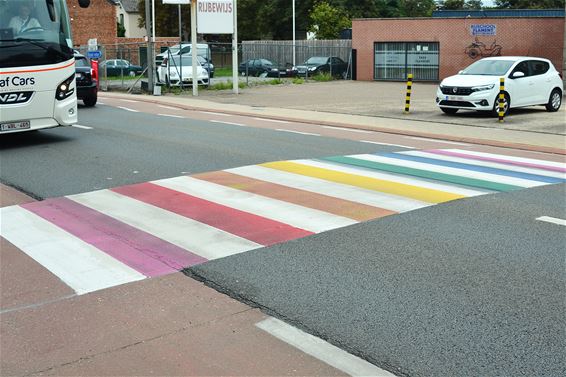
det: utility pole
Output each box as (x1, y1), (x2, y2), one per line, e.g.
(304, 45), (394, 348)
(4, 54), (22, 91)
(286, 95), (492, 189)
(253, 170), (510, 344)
(191, 0), (198, 96)
(232, 0), (238, 94)
(145, 0), (154, 93)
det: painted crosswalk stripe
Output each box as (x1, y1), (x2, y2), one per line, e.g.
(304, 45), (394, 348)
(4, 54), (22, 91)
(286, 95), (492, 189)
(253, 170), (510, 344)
(21, 198), (205, 276)
(336, 154), (533, 190)
(194, 170), (396, 222)
(298, 159), (490, 197)
(429, 149), (566, 173)
(69, 190), (261, 260)
(399, 151), (566, 180)
(266, 160), (468, 203)
(155, 176), (356, 233)
(256, 318), (396, 376)
(113, 182), (313, 246)
(0, 206), (145, 295)
(228, 165), (430, 213)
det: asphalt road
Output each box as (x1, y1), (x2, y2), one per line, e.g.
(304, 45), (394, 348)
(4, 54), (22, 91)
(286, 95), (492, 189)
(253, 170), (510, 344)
(1, 103), (564, 376)
(190, 183), (566, 377)
(0, 104), (386, 199)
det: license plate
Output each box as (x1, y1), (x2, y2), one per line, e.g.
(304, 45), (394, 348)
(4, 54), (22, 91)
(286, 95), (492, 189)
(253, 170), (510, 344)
(1, 121), (30, 131)
(446, 95), (464, 101)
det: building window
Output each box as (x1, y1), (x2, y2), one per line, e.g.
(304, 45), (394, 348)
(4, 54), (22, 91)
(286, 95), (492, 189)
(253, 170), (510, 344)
(374, 42), (439, 81)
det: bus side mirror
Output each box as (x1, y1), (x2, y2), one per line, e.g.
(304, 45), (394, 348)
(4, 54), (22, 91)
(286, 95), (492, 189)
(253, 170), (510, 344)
(78, 0), (90, 8)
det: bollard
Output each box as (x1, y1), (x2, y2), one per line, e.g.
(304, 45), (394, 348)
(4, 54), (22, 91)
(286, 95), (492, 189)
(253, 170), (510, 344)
(498, 77), (505, 123)
(404, 73), (413, 114)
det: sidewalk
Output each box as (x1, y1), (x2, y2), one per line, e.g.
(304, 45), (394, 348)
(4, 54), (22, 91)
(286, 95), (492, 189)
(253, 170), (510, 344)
(100, 81), (566, 155)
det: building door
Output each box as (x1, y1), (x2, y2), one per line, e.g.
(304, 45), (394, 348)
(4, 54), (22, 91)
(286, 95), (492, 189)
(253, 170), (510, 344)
(374, 42), (439, 81)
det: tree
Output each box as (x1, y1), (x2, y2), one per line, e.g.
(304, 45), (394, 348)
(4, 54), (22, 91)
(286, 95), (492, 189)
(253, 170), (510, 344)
(308, 2), (351, 39)
(400, 0), (436, 16)
(137, 0), (192, 38)
(438, 0), (466, 9)
(465, 0), (483, 9)
(494, 0), (564, 8)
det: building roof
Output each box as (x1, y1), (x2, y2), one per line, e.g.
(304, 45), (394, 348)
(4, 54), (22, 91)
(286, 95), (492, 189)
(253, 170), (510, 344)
(119, 0), (139, 13)
(432, 9), (565, 18)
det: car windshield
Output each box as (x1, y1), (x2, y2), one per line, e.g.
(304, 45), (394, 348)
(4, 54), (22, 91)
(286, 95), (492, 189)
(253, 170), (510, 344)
(460, 59), (515, 76)
(170, 55), (193, 67)
(0, 0), (74, 68)
(305, 57), (328, 65)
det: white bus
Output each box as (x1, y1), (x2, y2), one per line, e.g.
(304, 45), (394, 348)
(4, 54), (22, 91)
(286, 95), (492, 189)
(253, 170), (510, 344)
(0, 0), (90, 134)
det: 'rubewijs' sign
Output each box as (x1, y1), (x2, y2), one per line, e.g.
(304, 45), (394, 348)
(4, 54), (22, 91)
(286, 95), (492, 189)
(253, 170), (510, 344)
(197, 0), (234, 34)
(470, 24), (497, 36)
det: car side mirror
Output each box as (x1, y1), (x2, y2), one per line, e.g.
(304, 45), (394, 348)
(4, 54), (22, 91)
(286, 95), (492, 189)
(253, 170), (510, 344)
(511, 71), (525, 79)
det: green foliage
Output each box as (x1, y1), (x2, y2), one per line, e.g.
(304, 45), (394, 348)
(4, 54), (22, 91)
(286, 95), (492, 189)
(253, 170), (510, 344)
(137, 0), (191, 38)
(494, 0), (564, 8)
(437, 0), (485, 9)
(308, 2), (352, 39)
(292, 77), (305, 84)
(399, 0), (436, 16)
(311, 72), (333, 81)
(268, 78), (283, 85)
(208, 81), (247, 90)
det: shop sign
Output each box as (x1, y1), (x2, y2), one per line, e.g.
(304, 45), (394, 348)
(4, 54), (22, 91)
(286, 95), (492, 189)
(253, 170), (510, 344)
(470, 24), (497, 36)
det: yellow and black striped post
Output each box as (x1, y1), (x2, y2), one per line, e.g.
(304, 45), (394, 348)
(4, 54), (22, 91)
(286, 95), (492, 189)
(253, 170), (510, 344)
(498, 77), (505, 123)
(404, 73), (413, 114)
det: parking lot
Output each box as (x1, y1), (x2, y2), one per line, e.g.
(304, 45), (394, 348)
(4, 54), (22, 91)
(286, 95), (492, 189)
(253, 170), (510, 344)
(193, 80), (565, 135)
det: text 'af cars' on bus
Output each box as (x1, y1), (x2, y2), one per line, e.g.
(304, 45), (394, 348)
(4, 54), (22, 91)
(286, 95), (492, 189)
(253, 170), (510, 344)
(0, 0), (90, 134)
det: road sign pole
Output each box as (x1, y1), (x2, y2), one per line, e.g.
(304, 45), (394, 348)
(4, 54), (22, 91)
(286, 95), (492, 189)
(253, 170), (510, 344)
(191, 0), (198, 96)
(232, 0), (239, 94)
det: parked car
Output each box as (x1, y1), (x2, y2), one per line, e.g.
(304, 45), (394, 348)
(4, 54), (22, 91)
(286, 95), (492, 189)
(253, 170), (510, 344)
(238, 59), (276, 77)
(159, 55), (209, 87)
(436, 56), (563, 116)
(155, 43), (211, 70)
(100, 59), (143, 76)
(197, 56), (215, 78)
(157, 55), (212, 83)
(74, 53), (97, 107)
(266, 62), (298, 78)
(295, 56), (348, 78)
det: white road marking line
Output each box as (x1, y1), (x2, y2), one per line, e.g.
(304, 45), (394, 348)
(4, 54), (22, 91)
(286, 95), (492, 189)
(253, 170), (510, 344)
(155, 176), (356, 233)
(400, 151), (566, 179)
(360, 140), (415, 149)
(117, 106), (139, 113)
(0, 206), (145, 295)
(69, 190), (261, 260)
(157, 113), (184, 119)
(352, 154), (545, 188)
(200, 111), (230, 116)
(71, 124), (93, 130)
(297, 159), (488, 197)
(536, 216), (566, 226)
(445, 149), (566, 169)
(253, 117), (289, 124)
(97, 102), (105, 105)
(228, 165), (429, 213)
(158, 105), (179, 110)
(256, 318), (396, 377)
(276, 129), (320, 136)
(406, 136), (470, 146)
(210, 120), (246, 127)
(120, 99), (139, 103)
(322, 126), (372, 134)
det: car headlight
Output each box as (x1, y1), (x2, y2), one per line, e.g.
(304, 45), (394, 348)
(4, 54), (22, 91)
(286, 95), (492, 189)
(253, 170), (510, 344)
(471, 84), (495, 92)
(308, 67), (316, 71)
(56, 74), (75, 100)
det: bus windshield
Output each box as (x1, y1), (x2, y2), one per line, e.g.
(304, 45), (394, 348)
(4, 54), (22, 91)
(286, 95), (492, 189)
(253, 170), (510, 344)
(0, 0), (74, 68)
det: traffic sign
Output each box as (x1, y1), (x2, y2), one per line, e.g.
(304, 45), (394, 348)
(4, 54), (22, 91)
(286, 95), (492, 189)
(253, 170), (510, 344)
(87, 50), (102, 59)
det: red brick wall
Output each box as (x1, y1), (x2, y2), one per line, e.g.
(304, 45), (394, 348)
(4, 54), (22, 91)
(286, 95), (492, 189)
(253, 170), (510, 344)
(67, 0), (117, 47)
(353, 17), (565, 81)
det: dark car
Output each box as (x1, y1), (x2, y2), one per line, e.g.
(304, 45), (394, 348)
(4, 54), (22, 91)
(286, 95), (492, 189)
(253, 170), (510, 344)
(198, 56), (215, 78)
(239, 59), (297, 77)
(74, 53), (97, 107)
(266, 62), (298, 78)
(100, 59), (143, 76)
(296, 56), (348, 78)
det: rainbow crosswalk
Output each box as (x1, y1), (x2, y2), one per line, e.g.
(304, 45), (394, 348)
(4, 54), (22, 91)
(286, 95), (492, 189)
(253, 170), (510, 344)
(1, 149), (564, 295)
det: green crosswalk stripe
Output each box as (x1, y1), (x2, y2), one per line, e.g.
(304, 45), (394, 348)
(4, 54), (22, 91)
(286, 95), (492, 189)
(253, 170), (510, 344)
(321, 156), (523, 192)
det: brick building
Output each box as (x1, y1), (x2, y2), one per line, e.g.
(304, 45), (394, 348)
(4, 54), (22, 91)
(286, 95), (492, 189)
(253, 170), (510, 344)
(67, 0), (118, 47)
(352, 10), (565, 82)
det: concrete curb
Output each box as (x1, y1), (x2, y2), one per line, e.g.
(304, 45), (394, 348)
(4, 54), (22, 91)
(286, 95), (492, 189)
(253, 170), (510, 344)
(100, 92), (566, 156)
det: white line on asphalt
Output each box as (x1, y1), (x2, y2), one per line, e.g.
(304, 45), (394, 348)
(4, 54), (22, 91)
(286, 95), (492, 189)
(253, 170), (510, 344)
(322, 126), (372, 134)
(117, 106), (139, 113)
(210, 120), (246, 127)
(120, 99), (139, 103)
(275, 129), (320, 136)
(256, 317), (396, 377)
(536, 216), (566, 226)
(157, 113), (184, 119)
(405, 136), (470, 146)
(97, 102), (105, 105)
(360, 140), (415, 149)
(200, 111), (230, 116)
(253, 117), (289, 124)
(71, 125), (93, 130)
(158, 105), (179, 110)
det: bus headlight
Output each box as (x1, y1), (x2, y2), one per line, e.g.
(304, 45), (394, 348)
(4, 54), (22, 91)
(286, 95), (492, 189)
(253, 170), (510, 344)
(56, 74), (76, 101)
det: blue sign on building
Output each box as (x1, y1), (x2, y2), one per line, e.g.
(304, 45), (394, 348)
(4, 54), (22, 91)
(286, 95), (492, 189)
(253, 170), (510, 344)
(87, 50), (102, 59)
(470, 24), (496, 36)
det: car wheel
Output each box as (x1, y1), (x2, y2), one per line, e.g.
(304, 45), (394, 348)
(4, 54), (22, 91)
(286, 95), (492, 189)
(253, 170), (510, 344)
(545, 89), (562, 112)
(83, 94), (97, 107)
(492, 93), (510, 117)
(440, 107), (458, 114)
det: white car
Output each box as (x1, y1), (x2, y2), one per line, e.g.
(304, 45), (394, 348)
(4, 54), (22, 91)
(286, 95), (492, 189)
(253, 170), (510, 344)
(155, 43), (211, 76)
(159, 55), (209, 87)
(436, 56), (563, 116)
